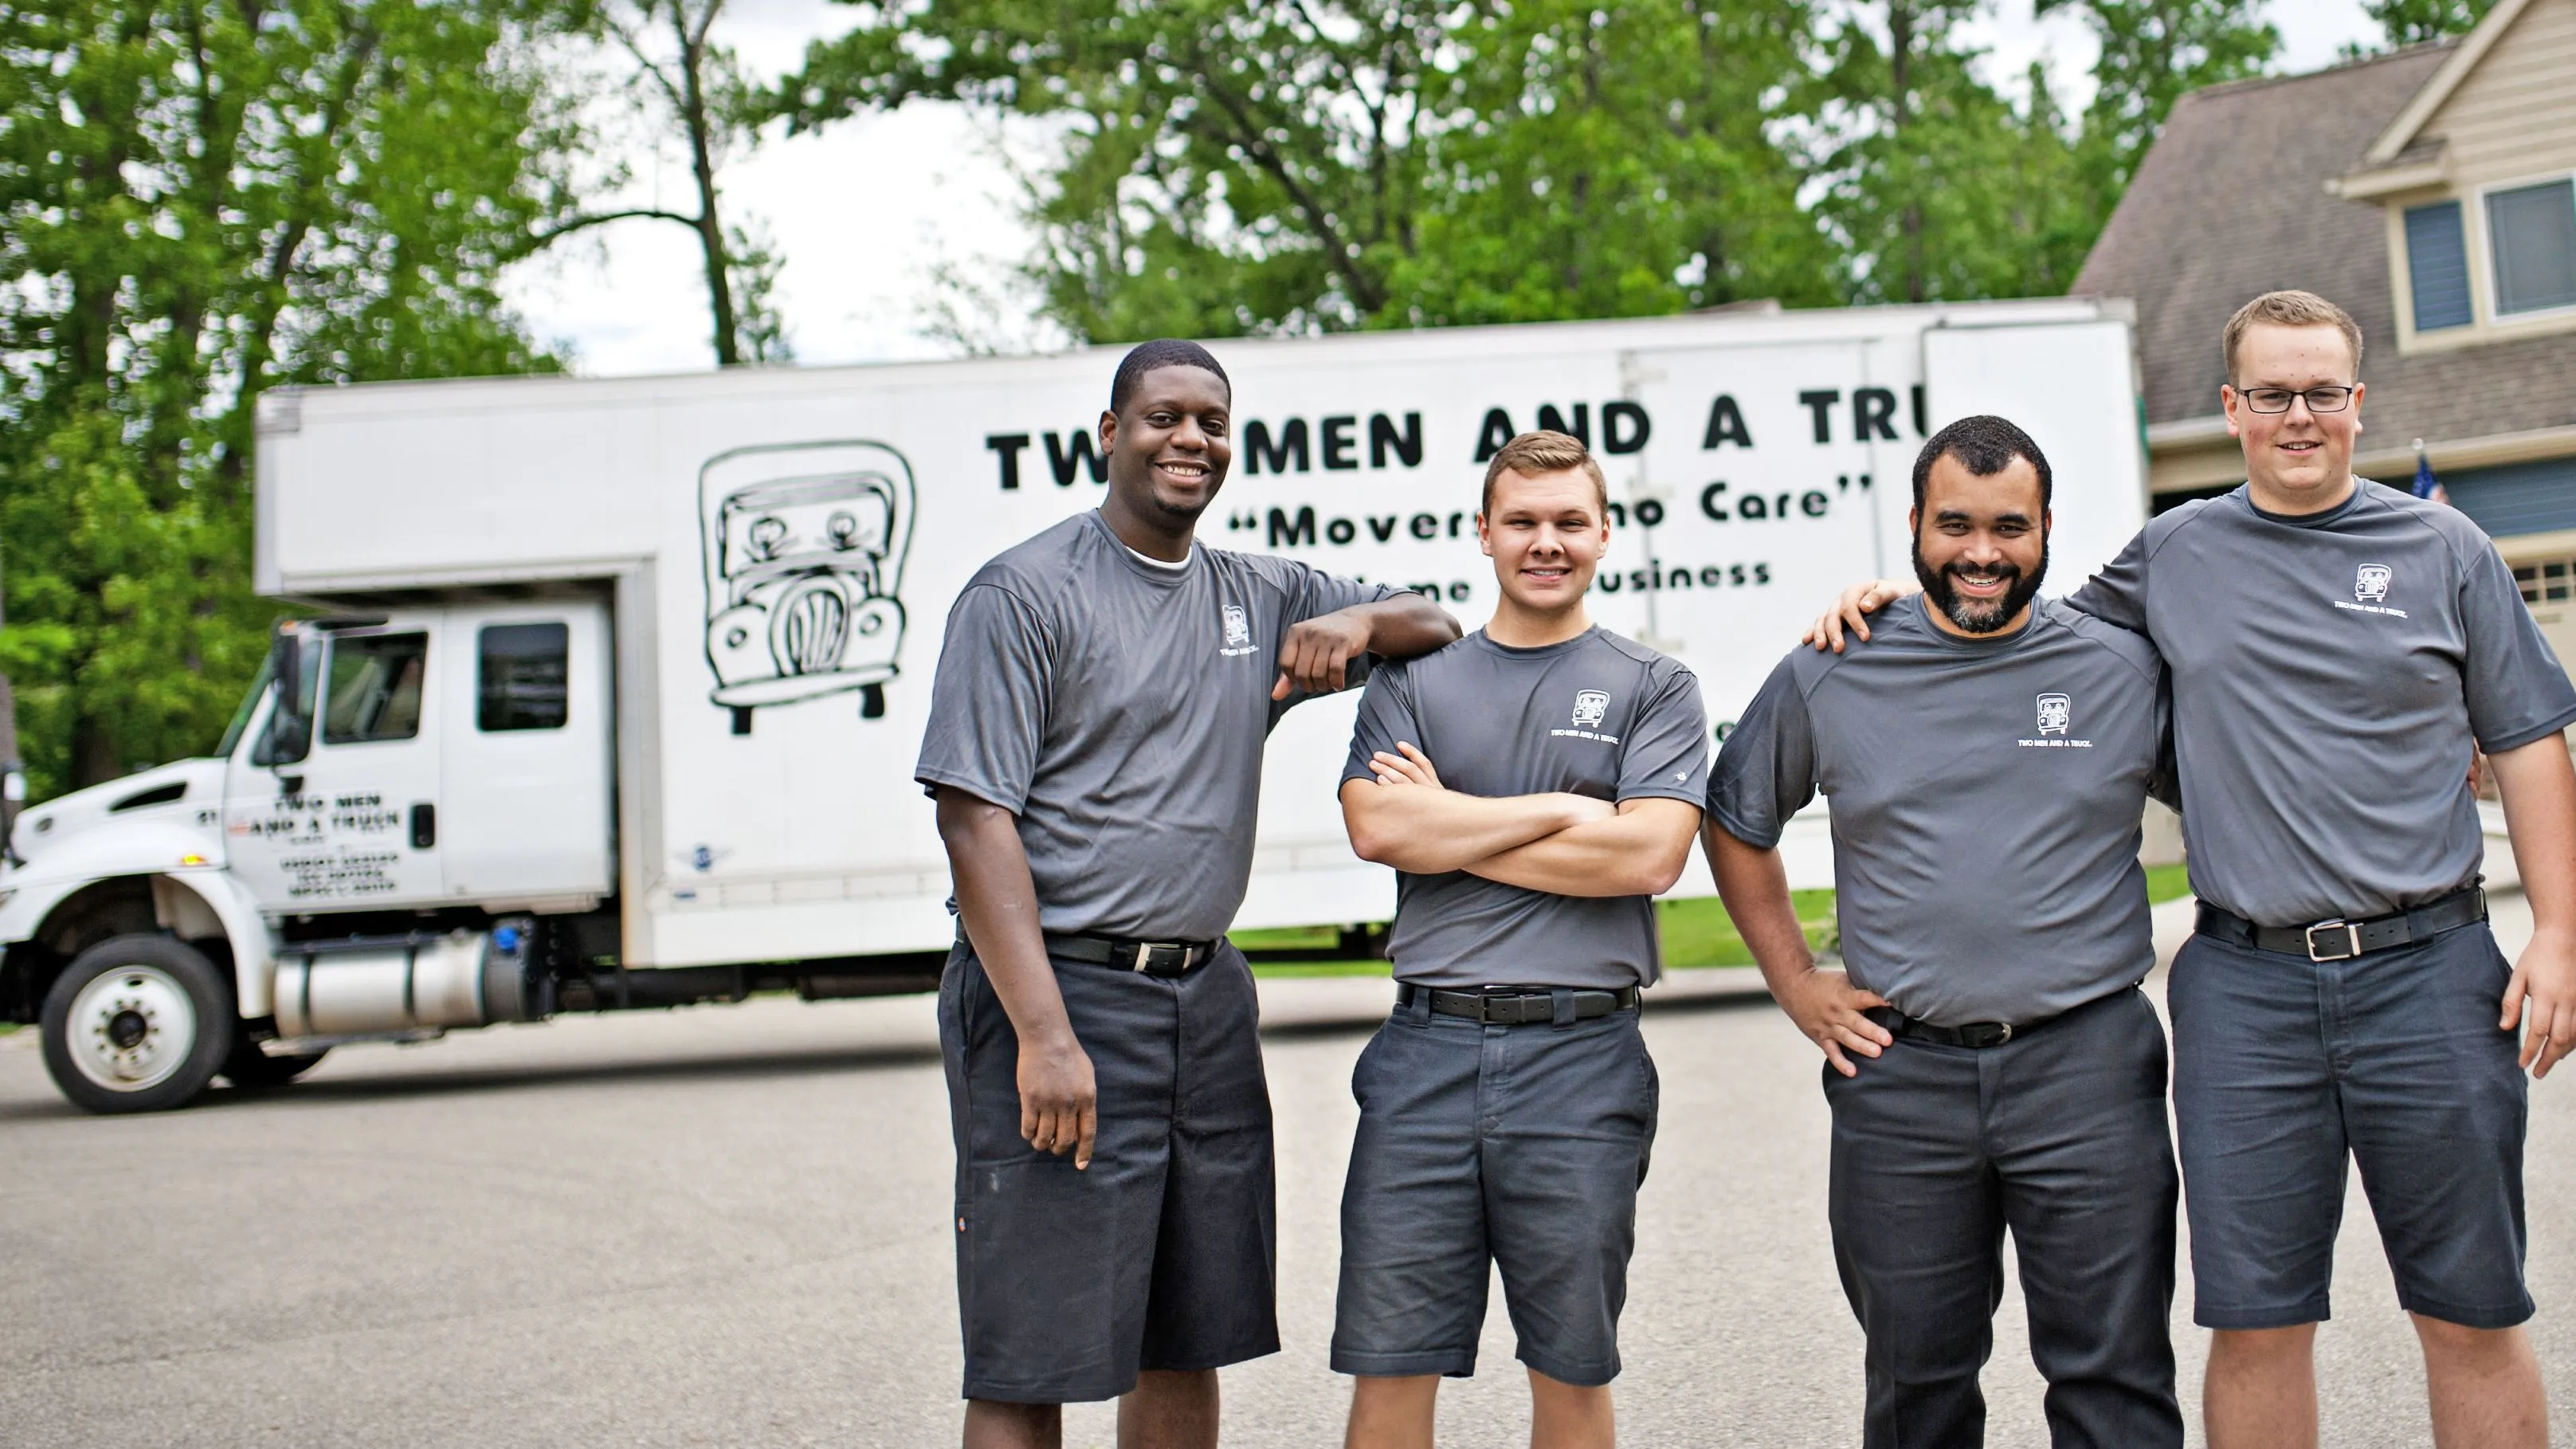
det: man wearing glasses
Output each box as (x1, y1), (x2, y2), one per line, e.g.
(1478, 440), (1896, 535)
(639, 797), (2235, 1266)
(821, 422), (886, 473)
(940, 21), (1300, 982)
(1807, 290), (2576, 1447)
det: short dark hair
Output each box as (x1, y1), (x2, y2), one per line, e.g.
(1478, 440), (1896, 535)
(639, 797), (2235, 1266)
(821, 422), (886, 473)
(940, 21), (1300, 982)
(1109, 340), (1230, 415)
(1911, 414), (2052, 513)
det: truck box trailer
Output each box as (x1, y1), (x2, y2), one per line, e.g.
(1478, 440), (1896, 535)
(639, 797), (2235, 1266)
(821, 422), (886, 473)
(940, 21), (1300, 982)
(0, 297), (2146, 1111)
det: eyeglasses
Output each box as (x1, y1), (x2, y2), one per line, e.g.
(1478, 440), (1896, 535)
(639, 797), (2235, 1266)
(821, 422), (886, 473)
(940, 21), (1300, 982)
(2235, 385), (2355, 414)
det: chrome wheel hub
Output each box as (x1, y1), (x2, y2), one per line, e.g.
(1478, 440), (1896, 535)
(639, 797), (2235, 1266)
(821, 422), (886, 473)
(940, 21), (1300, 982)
(68, 965), (196, 1093)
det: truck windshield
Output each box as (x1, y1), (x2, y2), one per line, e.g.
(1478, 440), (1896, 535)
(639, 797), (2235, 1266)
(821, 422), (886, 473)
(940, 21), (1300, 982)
(216, 655), (275, 759)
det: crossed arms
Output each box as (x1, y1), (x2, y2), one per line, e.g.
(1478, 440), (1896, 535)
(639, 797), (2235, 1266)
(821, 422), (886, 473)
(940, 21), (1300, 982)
(1339, 742), (1701, 899)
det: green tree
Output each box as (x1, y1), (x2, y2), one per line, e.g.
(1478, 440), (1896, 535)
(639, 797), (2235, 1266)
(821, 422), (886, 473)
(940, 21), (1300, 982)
(1387, 0), (1838, 324)
(2041, 0), (2275, 203)
(1809, 1), (2100, 301)
(2357, 0), (2496, 45)
(784, 0), (1835, 342)
(590, 0), (792, 363)
(0, 0), (585, 796)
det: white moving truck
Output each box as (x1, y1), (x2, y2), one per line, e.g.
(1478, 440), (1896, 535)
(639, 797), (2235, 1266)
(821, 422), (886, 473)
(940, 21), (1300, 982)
(0, 299), (2146, 1112)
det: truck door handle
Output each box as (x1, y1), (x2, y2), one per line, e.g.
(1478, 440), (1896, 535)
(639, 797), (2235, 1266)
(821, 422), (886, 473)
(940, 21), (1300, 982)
(410, 803), (437, 849)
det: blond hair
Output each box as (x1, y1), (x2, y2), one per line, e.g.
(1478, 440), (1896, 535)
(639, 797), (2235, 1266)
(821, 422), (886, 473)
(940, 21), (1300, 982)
(1481, 430), (1608, 516)
(2222, 290), (2364, 383)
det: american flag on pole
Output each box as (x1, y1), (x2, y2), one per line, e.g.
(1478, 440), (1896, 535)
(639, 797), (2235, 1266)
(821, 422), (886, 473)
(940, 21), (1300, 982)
(2412, 438), (2450, 505)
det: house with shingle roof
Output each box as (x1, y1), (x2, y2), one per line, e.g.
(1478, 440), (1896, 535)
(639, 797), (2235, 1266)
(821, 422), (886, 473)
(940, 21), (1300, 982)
(2076, 0), (2576, 659)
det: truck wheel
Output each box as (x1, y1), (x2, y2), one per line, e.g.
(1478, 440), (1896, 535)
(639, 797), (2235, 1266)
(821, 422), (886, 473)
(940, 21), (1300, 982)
(221, 1033), (328, 1090)
(41, 935), (233, 1114)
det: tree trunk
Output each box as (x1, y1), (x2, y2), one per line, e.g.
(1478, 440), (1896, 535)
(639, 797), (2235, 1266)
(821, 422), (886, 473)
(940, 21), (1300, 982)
(73, 717), (119, 789)
(675, 10), (742, 366)
(1888, 0), (1925, 304)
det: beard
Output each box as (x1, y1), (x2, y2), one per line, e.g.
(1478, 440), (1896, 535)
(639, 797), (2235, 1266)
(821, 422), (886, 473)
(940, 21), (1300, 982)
(1911, 536), (2048, 634)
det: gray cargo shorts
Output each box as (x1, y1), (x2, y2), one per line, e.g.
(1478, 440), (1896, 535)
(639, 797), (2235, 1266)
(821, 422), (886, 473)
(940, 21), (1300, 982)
(1331, 991), (1657, 1388)
(939, 940), (1280, 1404)
(2170, 921), (2532, 1329)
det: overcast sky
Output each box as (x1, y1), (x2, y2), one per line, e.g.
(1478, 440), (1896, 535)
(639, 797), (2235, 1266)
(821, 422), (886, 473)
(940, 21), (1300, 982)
(497, 0), (2386, 379)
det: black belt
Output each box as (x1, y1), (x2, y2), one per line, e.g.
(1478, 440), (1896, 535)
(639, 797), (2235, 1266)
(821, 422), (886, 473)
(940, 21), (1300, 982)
(1042, 933), (1221, 978)
(1865, 1006), (2033, 1050)
(2194, 886), (2486, 963)
(1396, 982), (1640, 1026)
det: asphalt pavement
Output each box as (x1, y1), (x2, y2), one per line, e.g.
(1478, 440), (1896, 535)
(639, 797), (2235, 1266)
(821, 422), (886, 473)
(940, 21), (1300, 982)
(2, 899), (2571, 1447)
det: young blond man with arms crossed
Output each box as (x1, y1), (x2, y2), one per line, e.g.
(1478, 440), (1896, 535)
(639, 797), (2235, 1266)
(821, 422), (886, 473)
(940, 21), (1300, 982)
(1333, 432), (1708, 1449)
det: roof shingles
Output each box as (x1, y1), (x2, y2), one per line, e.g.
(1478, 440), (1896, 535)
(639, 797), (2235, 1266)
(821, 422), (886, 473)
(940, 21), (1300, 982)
(2073, 44), (2576, 446)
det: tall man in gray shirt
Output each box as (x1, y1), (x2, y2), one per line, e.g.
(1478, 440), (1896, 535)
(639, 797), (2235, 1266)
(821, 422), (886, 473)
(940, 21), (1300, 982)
(1334, 431), (1707, 1449)
(915, 340), (1458, 1449)
(1811, 292), (2576, 1448)
(1711, 416), (2184, 1447)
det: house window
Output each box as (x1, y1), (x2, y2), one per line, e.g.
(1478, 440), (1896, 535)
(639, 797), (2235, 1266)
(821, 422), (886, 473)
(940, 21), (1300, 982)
(2488, 179), (2576, 316)
(2515, 558), (2575, 604)
(2405, 201), (2473, 330)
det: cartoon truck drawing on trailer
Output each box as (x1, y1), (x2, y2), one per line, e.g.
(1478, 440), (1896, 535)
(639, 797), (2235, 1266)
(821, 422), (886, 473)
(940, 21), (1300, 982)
(700, 442), (916, 733)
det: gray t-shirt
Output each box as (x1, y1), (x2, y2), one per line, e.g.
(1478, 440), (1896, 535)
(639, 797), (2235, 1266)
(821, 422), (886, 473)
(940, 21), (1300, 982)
(916, 509), (1395, 940)
(2068, 481), (2576, 927)
(1711, 597), (2171, 1027)
(1340, 627), (1710, 990)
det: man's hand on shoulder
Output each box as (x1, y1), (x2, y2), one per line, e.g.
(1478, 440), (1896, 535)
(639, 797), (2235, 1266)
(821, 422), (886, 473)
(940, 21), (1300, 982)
(1801, 578), (1916, 654)
(2505, 924), (2576, 1078)
(1776, 965), (1893, 1078)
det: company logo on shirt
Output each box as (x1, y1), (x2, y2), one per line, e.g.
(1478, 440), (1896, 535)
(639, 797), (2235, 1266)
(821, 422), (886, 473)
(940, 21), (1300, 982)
(1551, 689), (1621, 744)
(2334, 562), (2409, 619)
(2018, 690), (2091, 749)
(1219, 603), (1259, 657)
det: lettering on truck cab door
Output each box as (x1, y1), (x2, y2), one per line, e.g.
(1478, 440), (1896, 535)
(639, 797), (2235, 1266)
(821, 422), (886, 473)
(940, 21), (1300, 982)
(224, 621), (446, 909)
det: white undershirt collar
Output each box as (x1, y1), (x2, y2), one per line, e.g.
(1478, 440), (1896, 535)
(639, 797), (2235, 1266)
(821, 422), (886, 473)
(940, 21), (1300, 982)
(1126, 544), (1192, 572)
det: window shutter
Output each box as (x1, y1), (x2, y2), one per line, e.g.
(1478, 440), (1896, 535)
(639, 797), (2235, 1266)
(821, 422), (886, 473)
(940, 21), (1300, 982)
(2405, 201), (2473, 331)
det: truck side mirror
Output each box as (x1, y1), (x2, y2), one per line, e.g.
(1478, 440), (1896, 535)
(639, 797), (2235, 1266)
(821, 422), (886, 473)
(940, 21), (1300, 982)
(261, 627), (314, 771)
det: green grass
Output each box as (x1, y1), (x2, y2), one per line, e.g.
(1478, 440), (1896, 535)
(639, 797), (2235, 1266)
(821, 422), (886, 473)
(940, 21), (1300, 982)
(1237, 869), (2186, 979)
(1657, 891), (1839, 968)
(1228, 925), (1347, 952)
(2145, 862), (2193, 905)
(1246, 960), (1394, 978)
(1234, 891), (1841, 976)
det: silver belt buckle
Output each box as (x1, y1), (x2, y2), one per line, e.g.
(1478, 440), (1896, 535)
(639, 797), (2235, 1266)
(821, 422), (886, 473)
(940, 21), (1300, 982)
(2305, 920), (2361, 962)
(1132, 941), (1189, 974)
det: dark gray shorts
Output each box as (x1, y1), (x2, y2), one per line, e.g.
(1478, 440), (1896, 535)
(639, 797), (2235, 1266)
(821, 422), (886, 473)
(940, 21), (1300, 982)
(2170, 922), (2532, 1330)
(1331, 993), (1657, 1388)
(939, 941), (1279, 1404)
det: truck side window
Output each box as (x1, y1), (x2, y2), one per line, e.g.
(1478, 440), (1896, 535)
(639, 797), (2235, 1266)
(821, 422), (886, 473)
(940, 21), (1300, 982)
(322, 633), (429, 744)
(247, 644), (323, 767)
(480, 622), (569, 732)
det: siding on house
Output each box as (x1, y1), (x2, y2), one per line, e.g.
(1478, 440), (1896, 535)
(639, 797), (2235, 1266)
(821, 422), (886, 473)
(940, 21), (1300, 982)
(2078, 3), (2576, 523)
(2419, 0), (2576, 194)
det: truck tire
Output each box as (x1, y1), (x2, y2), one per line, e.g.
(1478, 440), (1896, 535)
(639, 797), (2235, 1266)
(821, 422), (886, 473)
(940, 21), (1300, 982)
(221, 1033), (329, 1089)
(41, 935), (234, 1114)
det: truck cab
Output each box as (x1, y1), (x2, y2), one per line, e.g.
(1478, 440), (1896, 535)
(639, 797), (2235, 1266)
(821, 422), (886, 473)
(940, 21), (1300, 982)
(0, 602), (614, 1111)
